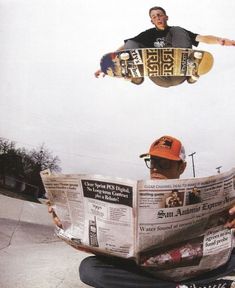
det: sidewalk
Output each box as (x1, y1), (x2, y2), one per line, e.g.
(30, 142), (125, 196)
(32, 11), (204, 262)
(0, 192), (91, 288)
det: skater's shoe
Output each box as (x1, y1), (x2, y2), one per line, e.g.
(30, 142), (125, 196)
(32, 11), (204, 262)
(187, 74), (200, 84)
(130, 77), (144, 85)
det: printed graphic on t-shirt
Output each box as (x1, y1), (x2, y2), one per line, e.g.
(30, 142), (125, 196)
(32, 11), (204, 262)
(154, 37), (166, 48)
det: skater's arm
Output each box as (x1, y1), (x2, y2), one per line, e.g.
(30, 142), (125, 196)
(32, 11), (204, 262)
(196, 34), (235, 46)
(116, 44), (125, 51)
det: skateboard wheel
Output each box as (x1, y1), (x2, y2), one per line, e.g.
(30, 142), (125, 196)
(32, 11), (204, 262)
(194, 52), (203, 59)
(120, 52), (130, 61)
(191, 74), (199, 80)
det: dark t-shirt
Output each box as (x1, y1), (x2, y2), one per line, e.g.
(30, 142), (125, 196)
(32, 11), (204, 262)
(125, 26), (199, 48)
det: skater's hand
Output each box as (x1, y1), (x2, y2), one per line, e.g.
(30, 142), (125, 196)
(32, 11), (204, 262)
(47, 201), (63, 228)
(94, 69), (105, 78)
(218, 38), (235, 46)
(224, 205), (235, 229)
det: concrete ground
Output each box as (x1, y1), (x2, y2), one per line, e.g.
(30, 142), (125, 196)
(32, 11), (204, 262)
(0, 192), (92, 288)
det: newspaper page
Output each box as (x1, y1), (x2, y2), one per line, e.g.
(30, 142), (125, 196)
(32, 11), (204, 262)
(41, 170), (137, 258)
(41, 168), (235, 281)
(136, 168), (235, 280)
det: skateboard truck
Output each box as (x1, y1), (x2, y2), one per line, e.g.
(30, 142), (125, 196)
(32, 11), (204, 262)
(187, 51), (203, 83)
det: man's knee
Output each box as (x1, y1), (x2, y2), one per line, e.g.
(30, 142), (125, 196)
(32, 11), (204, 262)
(79, 256), (99, 286)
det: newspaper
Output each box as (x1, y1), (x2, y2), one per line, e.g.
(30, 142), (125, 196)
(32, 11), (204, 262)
(41, 167), (235, 281)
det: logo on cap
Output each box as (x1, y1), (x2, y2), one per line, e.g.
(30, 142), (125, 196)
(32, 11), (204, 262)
(155, 137), (173, 150)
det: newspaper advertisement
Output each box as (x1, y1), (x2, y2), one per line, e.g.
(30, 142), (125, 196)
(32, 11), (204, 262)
(41, 171), (137, 258)
(41, 167), (235, 280)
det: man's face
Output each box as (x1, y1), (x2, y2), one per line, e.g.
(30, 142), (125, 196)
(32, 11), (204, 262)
(146, 156), (186, 180)
(150, 9), (168, 30)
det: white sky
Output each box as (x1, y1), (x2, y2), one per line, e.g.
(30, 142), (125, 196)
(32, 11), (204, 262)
(0, 0), (234, 180)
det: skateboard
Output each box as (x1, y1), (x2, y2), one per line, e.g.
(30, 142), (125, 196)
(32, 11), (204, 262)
(100, 48), (214, 80)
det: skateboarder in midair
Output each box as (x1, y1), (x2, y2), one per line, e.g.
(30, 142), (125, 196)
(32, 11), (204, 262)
(95, 6), (235, 87)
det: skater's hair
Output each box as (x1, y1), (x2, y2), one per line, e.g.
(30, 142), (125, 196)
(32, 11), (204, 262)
(149, 6), (167, 16)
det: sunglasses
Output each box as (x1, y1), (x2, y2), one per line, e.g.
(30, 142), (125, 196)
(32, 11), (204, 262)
(144, 157), (181, 170)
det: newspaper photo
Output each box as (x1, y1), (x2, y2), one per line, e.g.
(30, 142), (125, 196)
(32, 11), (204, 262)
(41, 167), (235, 280)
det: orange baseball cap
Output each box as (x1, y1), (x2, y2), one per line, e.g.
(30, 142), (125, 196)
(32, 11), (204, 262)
(139, 136), (186, 161)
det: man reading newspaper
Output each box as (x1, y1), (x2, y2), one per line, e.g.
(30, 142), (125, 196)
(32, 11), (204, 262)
(48, 135), (235, 288)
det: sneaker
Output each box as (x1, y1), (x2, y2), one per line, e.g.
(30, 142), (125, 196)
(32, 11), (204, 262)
(187, 75), (199, 84)
(130, 77), (144, 85)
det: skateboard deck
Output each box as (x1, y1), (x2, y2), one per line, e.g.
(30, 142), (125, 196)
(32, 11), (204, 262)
(100, 48), (214, 79)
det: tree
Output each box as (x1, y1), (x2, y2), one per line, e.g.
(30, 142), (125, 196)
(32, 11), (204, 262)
(29, 144), (61, 173)
(18, 144), (61, 197)
(0, 138), (16, 154)
(0, 138), (23, 185)
(0, 138), (61, 197)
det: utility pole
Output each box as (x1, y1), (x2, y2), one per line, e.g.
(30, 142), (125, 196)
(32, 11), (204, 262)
(188, 152), (196, 178)
(216, 166), (222, 174)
